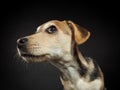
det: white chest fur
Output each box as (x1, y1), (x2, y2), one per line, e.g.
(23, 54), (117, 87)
(60, 67), (102, 90)
(61, 64), (102, 90)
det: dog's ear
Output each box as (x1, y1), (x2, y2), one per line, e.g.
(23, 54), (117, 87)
(67, 20), (90, 45)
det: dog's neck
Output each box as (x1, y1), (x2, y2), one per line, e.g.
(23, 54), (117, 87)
(49, 47), (89, 90)
(49, 47), (104, 90)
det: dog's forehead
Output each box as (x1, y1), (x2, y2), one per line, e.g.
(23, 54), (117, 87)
(36, 20), (70, 33)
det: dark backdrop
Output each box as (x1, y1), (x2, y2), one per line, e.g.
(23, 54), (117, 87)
(1, 1), (119, 90)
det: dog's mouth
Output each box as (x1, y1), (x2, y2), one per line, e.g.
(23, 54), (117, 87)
(21, 53), (49, 58)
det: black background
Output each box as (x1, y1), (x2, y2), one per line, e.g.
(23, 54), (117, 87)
(1, 1), (119, 90)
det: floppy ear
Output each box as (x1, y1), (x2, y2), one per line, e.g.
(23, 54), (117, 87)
(67, 20), (90, 45)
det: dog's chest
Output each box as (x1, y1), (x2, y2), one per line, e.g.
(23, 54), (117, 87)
(62, 78), (102, 90)
(60, 67), (102, 90)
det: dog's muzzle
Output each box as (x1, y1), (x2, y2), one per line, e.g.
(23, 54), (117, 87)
(16, 37), (50, 61)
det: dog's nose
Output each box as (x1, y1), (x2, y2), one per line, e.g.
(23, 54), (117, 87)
(17, 37), (28, 45)
(17, 37), (28, 51)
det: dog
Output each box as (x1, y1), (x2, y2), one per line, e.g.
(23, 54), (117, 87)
(17, 20), (105, 90)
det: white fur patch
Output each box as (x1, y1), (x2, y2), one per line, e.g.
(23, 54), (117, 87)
(77, 79), (102, 90)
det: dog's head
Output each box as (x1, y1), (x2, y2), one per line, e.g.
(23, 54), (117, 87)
(17, 20), (90, 62)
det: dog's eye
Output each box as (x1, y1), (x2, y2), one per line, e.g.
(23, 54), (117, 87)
(45, 25), (57, 34)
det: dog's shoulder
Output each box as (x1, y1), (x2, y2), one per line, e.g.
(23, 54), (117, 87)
(79, 57), (102, 81)
(87, 57), (101, 81)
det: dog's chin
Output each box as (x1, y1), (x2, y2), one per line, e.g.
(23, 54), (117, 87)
(20, 53), (50, 63)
